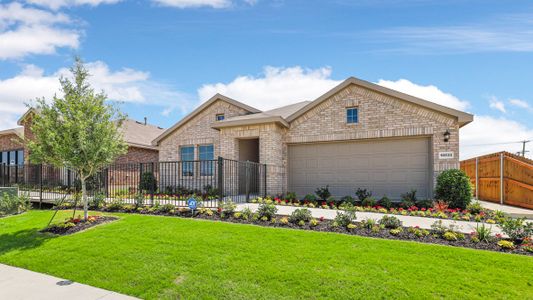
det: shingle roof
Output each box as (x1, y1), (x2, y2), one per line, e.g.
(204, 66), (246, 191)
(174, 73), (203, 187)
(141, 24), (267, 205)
(216, 101), (311, 124)
(0, 127), (24, 138)
(119, 119), (165, 150)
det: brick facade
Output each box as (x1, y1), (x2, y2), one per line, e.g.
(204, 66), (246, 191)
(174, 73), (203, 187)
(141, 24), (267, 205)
(158, 82), (465, 197)
(115, 146), (159, 164)
(0, 133), (24, 153)
(159, 100), (250, 161)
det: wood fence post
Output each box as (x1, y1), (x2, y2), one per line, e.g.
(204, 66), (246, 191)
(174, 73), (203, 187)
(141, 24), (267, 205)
(475, 157), (479, 200)
(500, 153), (504, 205)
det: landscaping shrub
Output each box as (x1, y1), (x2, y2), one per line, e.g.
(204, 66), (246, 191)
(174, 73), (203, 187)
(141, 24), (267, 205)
(400, 189), (417, 208)
(415, 199), (434, 209)
(355, 188), (372, 201)
(361, 197), (376, 207)
(467, 201), (483, 214)
(315, 185), (331, 200)
(360, 218), (377, 230)
(303, 193), (317, 202)
(257, 203), (277, 221)
(497, 240), (515, 250)
(203, 185), (219, 198)
(474, 223), (493, 243)
(341, 195), (356, 206)
(288, 208), (312, 224)
(0, 192), (30, 216)
(379, 215), (402, 229)
(139, 172), (157, 192)
(497, 218), (533, 243)
(158, 204), (175, 214)
(334, 210), (357, 228)
(435, 169), (472, 209)
(88, 193), (106, 209)
(378, 196), (392, 209)
(107, 198), (125, 211)
(285, 192), (297, 202)
(134, 193), (145, 209)
(219, 200), (237, 218)
(241, 207), (254, 220)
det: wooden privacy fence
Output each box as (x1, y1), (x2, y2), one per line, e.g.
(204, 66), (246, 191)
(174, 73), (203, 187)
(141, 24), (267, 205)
(460, 152), (533, 209)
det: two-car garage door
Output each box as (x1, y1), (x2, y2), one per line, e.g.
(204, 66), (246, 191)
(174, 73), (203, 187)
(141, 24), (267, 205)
(288, 137), (431, 200)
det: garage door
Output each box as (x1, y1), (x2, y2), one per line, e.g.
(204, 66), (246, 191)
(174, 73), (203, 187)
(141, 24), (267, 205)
(288, 137), (431, 200)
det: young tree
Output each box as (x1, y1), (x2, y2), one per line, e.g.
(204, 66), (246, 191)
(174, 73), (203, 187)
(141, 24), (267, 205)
(28, 57), (127, 220)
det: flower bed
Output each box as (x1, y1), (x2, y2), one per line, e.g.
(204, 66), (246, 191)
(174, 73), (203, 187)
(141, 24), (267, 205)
(250, 197), (506, 224)
(42, 215), (118, 235)
(89, 203), (532, 256)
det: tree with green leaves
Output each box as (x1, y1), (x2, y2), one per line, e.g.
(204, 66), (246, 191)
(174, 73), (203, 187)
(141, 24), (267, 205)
(28, 57), (127, 220)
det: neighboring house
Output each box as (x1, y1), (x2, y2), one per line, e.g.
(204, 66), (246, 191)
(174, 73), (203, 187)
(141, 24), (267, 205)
(0, 109), (165, 166)
(0, 128), (25, 165)
(154, 77), (473, 199)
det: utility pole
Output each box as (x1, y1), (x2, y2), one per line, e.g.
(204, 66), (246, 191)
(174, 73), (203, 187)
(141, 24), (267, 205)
(520, 140), (530, 157)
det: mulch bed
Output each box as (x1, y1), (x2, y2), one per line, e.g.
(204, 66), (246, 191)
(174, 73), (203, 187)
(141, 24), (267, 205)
(95, 206), (533, 256)
(42, 216), (118, 235)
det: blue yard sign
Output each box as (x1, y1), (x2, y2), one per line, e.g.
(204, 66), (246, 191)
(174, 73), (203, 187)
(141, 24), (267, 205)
(187, 197), (197, 210)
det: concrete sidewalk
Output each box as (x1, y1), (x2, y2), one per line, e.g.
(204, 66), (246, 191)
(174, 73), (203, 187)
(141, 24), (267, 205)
(478, 200), (533, 219)
(0, 264), (138, 300)
(237, 203), (504, 236)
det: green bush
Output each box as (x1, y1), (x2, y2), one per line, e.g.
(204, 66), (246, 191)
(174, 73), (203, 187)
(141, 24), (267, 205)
(497, 218), (533, 242)
(303, 194), (317, 202)
(88, 193), (106, 209)
(400, 189), (417, 208)
(158, 204), (175, 214)
(378, 196), (392, 209)
(285, 192), (297, 201)
(355, 188), (372, 201)
(361, 197), (376, 207)
(467, 201), (483, 214)
(219, 200), (237, 218)
(0, 192), (30, 216)
(315, 185), (331, 200)
(107, 198), (125, 211)
(415, 199), (434, 209)
(257, 203), (277, 221)
(334, 210), (357, 228)
(139, 172), (157, 192)
(435, 169), (472, 209)
(379, 215), (402, 229)
(341, 195), (356, 205)
(288, 208), (312, 224)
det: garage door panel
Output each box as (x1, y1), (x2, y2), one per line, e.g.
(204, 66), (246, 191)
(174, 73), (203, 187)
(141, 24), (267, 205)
(289, 138), (430, 200)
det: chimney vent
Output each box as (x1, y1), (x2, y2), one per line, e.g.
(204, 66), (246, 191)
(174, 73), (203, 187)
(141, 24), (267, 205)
(144, 117), (147, 125)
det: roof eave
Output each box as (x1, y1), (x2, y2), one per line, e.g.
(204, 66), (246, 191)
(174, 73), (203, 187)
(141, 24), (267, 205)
(211, 116), (289, 129)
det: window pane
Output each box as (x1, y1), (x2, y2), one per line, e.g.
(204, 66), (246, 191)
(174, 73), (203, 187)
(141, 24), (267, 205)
(199, 145), (214, 176)
(9, 151), (15, 165)
(17, 150), (24, 165)
(346, 108), (358, 124)
(216, 114), (225, 121)
(180, 146), (194, 176)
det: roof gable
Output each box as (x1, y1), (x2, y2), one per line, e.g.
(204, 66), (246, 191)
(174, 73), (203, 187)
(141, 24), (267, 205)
(286, 77), (473, 127)
(152, 94), (261, 145)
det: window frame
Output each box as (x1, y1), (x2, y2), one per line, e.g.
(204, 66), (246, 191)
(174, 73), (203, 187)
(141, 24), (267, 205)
(180, 145), (195, 177)
(216, 114), (225, 121)
(346, 107), (359, 124)
(198, 144), (214, 176)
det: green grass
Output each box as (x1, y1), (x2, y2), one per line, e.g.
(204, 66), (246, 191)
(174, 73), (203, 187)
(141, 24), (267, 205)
(1, 211), (532, 299)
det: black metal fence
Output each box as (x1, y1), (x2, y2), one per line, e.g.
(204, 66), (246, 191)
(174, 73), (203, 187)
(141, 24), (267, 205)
(0, 157), (267, 208)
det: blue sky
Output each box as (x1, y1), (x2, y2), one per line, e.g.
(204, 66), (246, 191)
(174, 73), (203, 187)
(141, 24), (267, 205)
(0, 0), (532, 158)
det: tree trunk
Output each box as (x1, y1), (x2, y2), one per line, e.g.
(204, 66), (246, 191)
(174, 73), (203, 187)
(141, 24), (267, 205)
(81, 177), (88, 221)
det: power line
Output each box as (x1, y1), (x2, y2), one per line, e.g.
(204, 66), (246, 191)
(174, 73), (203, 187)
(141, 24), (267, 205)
(461, 139), (532, 147)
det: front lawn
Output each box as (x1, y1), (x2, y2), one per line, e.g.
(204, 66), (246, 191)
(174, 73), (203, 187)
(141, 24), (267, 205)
(1, 211), (532, 299)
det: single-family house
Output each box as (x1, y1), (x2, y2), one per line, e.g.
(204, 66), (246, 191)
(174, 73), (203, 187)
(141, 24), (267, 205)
(153, 77), (473, 199)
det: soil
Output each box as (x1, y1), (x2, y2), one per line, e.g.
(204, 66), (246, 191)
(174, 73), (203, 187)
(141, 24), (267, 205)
(42, 216), (118, 235)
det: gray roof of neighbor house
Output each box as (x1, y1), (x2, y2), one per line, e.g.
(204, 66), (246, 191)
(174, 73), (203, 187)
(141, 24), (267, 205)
(0, 127), (24, 138)
(119, 119), (165, 150)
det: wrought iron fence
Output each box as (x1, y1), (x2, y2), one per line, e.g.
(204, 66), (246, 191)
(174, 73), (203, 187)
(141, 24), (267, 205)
(0, 157), (267, 208)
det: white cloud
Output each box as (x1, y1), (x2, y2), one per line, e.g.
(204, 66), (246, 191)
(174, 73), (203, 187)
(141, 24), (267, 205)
(25, 0), (122, 10)
(0, 2), (80, 60)
(376, 14), (533, 53)
(489, 96), (506, 113)
(152, 0), (233, 8)
(376, 79), (470, 111)
(198, 66), (342, 110)
(460, 116), (533, 159)
(0, 61), (193, 130)
(509, 98), (531, 110)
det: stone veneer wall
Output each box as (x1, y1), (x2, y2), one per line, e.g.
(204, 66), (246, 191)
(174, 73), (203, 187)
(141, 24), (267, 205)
(285, 84), (460, 193)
